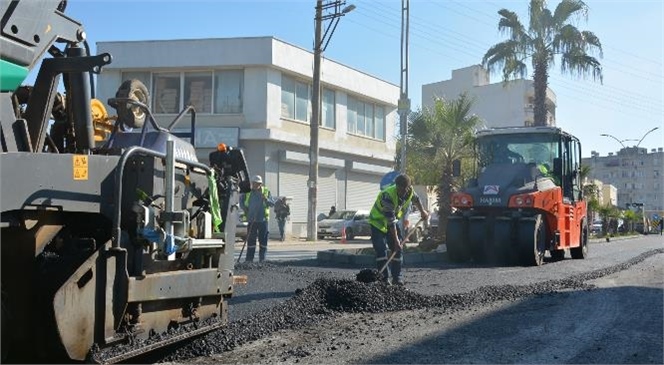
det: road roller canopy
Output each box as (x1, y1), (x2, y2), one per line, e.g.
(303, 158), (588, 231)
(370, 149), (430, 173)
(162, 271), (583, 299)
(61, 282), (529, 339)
(475, 127), (576, 170)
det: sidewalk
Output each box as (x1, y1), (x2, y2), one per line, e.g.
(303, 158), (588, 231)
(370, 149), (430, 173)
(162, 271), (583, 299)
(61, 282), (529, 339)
(232, 236), (372, 262)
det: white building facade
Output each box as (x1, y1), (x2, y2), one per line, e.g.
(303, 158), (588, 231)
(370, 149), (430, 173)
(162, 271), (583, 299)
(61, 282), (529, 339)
(96, 37), (399, 237)
(421, 65), (557, 128)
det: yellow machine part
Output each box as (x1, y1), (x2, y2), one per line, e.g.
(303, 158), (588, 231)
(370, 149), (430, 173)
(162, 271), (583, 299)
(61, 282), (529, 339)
(91, 98), (116, 141)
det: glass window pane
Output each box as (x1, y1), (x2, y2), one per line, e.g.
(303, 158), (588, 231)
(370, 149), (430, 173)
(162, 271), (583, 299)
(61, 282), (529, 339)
(281, 75), (295, 119)
(214, 70), (243, 114)
(357, 101), (366, 136)
(153, 73), (181, 114)
(295, 81), (309, 122)
(184, 72), (212, 113)
(366, 104), (374, 138)
(347, 96), (356, 134)
(375, 106), (385, 141)
(322, 89), (335, 129)
(121, 72), (151, 91)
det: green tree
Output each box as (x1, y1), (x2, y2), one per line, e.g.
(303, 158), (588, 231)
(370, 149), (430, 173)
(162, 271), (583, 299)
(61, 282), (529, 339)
(482, 0), (603, 126)
(407, 93), (482, 239)
(579, 164), (599, 221)
(596, 203), (619, 236)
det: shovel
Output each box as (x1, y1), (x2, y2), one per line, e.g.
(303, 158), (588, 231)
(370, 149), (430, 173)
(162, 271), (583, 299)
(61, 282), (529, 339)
(377, 218), (425, 275)
(356, 218), (425, 283)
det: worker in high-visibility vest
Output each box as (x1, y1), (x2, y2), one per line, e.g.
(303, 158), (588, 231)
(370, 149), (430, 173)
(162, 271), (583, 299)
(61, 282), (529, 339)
(241, 175), (276, 262)
(368, 174), (428, 286)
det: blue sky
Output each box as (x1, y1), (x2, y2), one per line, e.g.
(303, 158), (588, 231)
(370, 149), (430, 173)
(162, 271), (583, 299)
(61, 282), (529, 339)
(57, 0), (663, 158)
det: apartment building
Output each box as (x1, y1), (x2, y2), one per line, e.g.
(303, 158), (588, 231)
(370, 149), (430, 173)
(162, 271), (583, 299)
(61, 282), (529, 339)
(422, 65), (557, 128)
(96, 37), (399, 237)
(582, 147), (664, 213)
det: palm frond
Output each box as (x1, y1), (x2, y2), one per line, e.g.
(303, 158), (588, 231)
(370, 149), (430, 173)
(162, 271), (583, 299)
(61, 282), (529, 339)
(498, 9), (526, 40)
(552, 24), (583, 53)
(561, 52), (603, 83)
(528, 0), (546, 33)
(553, 0), (588, 27)
(581, 30), (603, 57)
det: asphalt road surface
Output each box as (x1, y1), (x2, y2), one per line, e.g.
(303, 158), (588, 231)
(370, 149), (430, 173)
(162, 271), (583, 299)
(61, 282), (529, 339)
(162, 234), (663, 364)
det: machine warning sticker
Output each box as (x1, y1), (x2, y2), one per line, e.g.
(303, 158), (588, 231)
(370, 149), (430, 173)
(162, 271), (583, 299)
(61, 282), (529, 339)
(73, 155), (89, 180)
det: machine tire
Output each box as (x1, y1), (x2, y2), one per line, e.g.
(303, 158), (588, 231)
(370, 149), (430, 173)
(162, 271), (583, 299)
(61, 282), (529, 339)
(446, 217), (470, 263)
(550, 249), (565, 261)
(114, 79), (149, 129)
(571, 220), (589, 259)
(1, 290), (8, 362)
(519, 214), (545, 266)
(345, 228), (355, 240)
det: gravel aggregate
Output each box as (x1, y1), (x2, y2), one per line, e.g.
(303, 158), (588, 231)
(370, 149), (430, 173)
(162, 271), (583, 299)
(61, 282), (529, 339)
(156, 247), (663, 362)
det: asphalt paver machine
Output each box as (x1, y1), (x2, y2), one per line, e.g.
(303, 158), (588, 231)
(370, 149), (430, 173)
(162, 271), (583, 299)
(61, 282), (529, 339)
(1, 0), (250, 361)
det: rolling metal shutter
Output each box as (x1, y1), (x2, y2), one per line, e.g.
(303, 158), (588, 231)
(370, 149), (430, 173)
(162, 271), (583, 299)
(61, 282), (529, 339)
(346, 172), (379, 211)
(279, 163), (337, 223)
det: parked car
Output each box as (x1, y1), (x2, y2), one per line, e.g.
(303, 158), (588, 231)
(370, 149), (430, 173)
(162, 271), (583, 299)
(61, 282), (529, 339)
(318, 210), (370, 240)
(404, 210), (438, 242)
(591, 220), (603, 235)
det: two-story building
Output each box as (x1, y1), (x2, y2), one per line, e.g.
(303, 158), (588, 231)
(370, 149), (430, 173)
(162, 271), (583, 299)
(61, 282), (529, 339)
(96, 37), (399, 237)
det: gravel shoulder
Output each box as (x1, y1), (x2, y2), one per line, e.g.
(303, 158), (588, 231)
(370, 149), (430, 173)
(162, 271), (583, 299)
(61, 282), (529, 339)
(173, 251), (663, 364)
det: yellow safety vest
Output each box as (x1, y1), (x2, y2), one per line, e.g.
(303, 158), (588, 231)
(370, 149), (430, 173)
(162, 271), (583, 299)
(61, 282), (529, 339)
(368, 184), (413, 233)
(244, 186), (270, 220)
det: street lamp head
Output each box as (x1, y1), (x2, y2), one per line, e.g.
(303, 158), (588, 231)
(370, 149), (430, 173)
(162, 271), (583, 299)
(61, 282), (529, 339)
(342, 4), (356, 14)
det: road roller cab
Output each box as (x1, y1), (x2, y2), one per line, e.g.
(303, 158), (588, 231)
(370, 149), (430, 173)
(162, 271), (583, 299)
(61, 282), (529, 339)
(447, 126), (588, 266)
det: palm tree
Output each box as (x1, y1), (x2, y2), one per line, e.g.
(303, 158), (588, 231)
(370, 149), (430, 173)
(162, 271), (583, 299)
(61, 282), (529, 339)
(408, 93), (483, 239)
(482, 0), (603, 126)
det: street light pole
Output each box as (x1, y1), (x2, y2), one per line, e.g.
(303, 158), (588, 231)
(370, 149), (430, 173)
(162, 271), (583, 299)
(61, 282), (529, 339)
(600, 127), (660, 150)
(307, 0), (355, 241)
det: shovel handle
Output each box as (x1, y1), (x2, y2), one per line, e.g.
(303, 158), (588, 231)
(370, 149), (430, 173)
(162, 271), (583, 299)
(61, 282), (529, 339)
(378, 218), (425, 275)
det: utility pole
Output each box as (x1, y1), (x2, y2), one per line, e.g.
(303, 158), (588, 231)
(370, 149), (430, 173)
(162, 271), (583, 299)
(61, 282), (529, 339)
(307, 0), (355, 241)
(398, 0), (410, 174)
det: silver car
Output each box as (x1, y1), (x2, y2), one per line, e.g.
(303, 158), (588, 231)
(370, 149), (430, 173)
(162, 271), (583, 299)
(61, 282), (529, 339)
(317, 210), (371, 240)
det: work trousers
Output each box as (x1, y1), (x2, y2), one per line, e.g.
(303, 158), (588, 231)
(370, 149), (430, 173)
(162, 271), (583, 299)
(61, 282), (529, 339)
(277, 217), (286, 241)
(246, 221), (268, 262)
(370, 225), (403, 282)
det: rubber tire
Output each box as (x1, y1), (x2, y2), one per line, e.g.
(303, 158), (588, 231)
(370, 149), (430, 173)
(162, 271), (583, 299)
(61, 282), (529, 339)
(520, 215), (545, 266)
(346, 228), (355, 240)
(571, 220), (589, 259)
(1, 290), (8, 362)
(446, 217), (470, 263)
(114, 79), (149, 129)
(550, 249), (565, 261)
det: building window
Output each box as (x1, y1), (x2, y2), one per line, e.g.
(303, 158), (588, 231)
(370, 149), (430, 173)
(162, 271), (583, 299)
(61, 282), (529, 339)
(215, 70), (243, 114)
(121, 71), (151, 91)
(184, 72), (212, 113)
(322, 88), (335, 129)
(347, 95), (385, 140)
(281, 75), (310, 122)
(153, 73), (181, 114)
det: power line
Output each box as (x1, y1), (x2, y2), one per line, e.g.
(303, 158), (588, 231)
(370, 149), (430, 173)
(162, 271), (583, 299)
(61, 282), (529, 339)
(427, 1), (664, 83)
(357, 4), (663, 109)
(346, 5), (663, 119)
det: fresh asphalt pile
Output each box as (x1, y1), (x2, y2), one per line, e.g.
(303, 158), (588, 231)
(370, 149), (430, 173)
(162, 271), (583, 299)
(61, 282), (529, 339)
(155, 248), (663, 362)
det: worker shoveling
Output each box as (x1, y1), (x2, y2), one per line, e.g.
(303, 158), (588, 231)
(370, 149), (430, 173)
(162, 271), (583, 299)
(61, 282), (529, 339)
(356, 218), (425, 284)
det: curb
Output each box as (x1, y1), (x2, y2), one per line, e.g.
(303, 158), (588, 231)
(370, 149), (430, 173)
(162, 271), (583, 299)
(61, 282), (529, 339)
(317, 248), (446, 265)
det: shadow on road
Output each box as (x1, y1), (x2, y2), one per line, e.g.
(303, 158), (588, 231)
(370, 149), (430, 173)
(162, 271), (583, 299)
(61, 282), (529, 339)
(364, 285), (663, 364)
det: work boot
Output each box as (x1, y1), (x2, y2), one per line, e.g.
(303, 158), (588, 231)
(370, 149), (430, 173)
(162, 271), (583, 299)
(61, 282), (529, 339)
(392, 278), (404, 286)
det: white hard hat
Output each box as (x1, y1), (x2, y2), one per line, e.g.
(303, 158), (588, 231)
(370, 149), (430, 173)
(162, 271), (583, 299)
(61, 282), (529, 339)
(252, 175), (263, 183)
